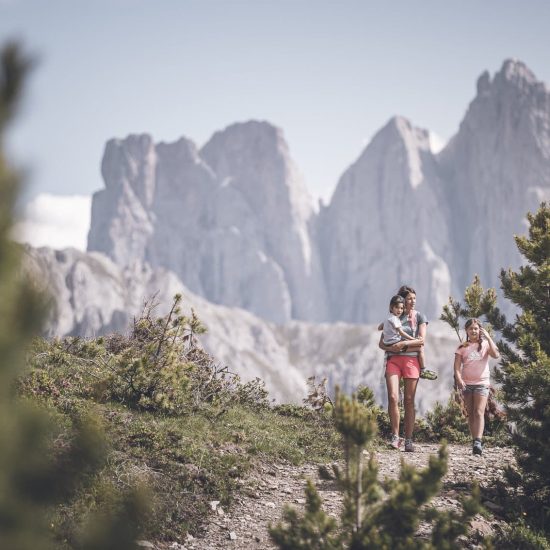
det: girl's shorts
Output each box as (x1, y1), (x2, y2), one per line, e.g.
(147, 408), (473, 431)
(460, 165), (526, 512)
(463, 384), (490, 397)
(385, 355), (420, 379)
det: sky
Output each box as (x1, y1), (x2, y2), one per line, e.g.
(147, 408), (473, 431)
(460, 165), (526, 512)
(2, 0), (550, 249)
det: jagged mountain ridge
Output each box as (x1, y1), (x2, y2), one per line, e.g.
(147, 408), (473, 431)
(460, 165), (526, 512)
(88, 122), (328, 324)
(87, 59), (550, 324)
(21, 59), (547, 408)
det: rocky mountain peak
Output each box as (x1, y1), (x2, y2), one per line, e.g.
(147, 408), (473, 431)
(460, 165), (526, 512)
(475, 60), (542, 100)
(497, 58), (539, 87)
(351, 116), (432, 192)
(101, 134), (155, 193)
(157, 136), (200, 161)
(439, 60), (550, 306)
(85, 59), (548, 327)
(387, 116), (431, 145)
(201, 120), (287, 176)
(200, 120), (313, 211)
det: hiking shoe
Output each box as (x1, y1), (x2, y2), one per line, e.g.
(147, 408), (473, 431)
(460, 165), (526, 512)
(404, 439), (414, 452)
(420, 368), (438, 380)
(472, 440), (483, 456)
(389, 434), (400, 449)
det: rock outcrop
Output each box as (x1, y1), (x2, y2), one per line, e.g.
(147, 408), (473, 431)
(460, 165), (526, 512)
(319, 116), (452, 322)
(88, 122), (328, 324)
(438, 59), (550, 294)
(24, 245), (459, 412)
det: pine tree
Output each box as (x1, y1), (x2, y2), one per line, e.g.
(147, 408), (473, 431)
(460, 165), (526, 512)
(441, 203), (550, 537)
(0, 42), (143, 549)
(270, 389), (482, 549)
(488, 204), (550, 531)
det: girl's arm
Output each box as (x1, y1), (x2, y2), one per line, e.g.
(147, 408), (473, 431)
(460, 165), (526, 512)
(379, 334), (407, 352)
(402, 320), (427, 350)
(378, 334), (423, 351)
(397, 327), (415, 341)
(480, 327), (500, 358)
(453, 353), (465, 390)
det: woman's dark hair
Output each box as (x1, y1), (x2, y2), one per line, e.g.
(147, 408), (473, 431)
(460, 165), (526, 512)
(397, 285), (416, 300)
(464, 318), (483, 351)
(389, 294), (405, 313)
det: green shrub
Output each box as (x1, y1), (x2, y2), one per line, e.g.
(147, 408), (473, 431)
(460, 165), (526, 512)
(423, 394), (471, 443)
(441, 203), (550, 543)
(493, 520), (550, 550)
(23, 297), (270, 418)
(270, 389), (482, 549)
(0, 43), (143, 549)
(103, 295), (198, 413)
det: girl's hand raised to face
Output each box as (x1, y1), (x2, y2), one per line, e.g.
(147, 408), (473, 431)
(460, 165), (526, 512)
(479, 326), (490, 339)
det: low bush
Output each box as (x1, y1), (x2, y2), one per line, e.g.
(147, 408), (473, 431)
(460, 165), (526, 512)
(270, 389), (483, 549)
(18, 298), (341, 543)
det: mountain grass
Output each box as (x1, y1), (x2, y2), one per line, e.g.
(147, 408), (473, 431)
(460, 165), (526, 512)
(15, 296), (512, 546)
(19, 332), (341, 546)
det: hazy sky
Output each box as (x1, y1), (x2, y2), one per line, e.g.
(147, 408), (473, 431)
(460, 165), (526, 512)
(2, 0), (550, 207)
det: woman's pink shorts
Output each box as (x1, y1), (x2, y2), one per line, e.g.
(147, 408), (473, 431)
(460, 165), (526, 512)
(386, 355), (420, 379)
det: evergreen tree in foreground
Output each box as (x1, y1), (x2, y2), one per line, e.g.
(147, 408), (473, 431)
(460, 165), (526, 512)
(442, 203), (550, 539)
(269, 389), (482, 549)
(490, 204), (550, 532)
(0, 42), (142, 549)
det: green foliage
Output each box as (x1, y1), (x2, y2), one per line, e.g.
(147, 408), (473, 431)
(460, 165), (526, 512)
(440, 274), (498, 342)
(0, 42), (146, 549)
(488, 204), (550, 535)
(25, 297), (270, 419)
(103, 295), (198, 413)
(355, 385), (376, 409)
(442, 203), (550, 542)
(270, 389), (482, 549)
(423, 393), (470, 443)
(270, 479), (339, 550)
(20, 328), (341, 541)
(493, 520), (550, 550)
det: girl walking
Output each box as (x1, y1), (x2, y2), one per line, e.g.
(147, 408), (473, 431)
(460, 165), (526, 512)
(453, 318), (500, 455)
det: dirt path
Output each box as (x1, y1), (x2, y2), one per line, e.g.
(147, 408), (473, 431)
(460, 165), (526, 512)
(154, 443), (514, 550)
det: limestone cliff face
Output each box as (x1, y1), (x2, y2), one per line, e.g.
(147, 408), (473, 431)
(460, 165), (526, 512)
(23, 245), (458, 412)
(438, 59), (550, 294)
(23, 245), (308, 403)
(88, 121), (328, 324)
(201, 121), (328, 322)
(88, 134), (157, 266)
(320, 59), (550, 322)
(319, 117), (452, 323)
(87, 61), (550, 325)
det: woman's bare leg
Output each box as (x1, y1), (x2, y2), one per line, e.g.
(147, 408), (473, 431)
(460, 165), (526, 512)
(385, 373), (401, 436)
(403, 378), (419, 439)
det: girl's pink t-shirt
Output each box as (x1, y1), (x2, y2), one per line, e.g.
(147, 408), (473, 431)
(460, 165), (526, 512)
(455, 340), (490, 386)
